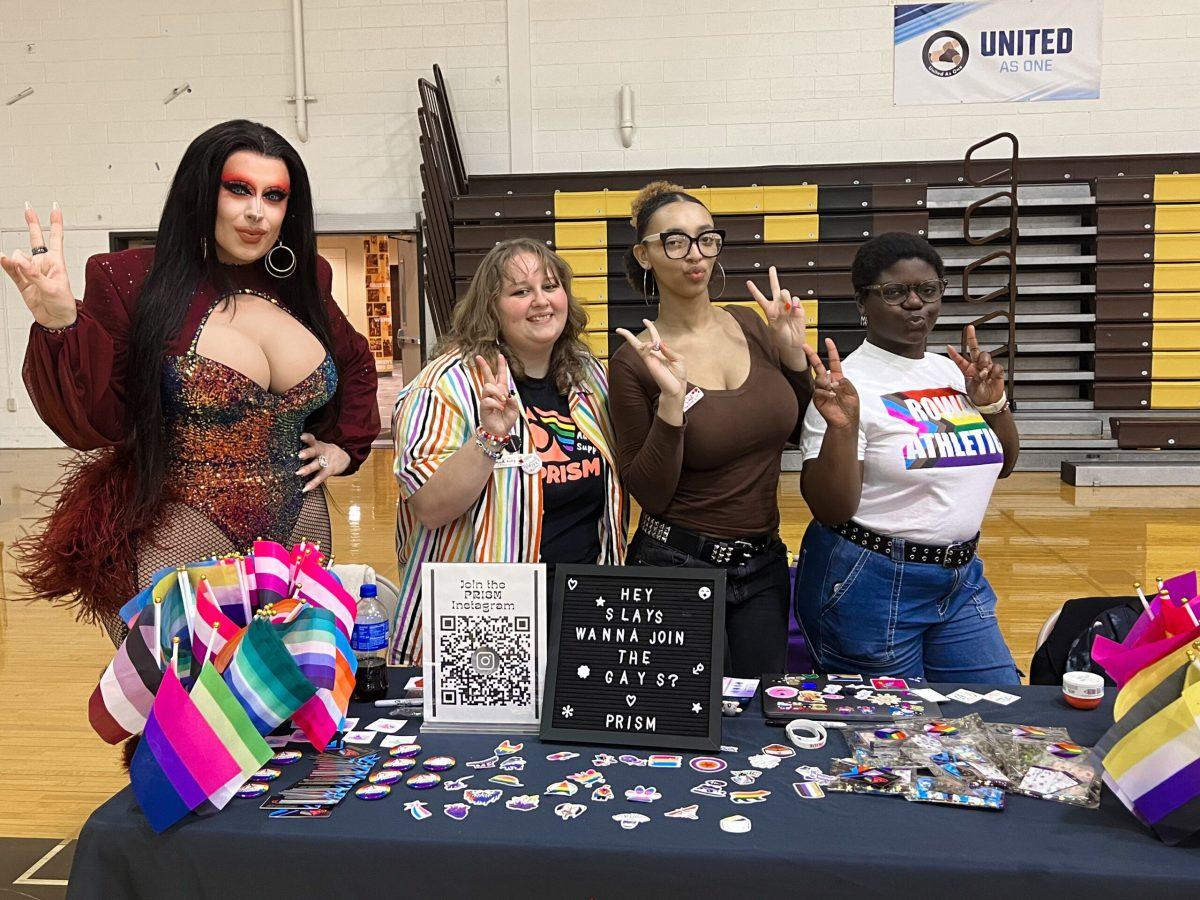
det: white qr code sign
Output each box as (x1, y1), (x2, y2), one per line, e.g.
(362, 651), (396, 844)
(421, 563), (547, 730)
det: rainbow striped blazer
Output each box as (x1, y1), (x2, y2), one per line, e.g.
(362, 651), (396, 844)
(389, 351), (628, 665)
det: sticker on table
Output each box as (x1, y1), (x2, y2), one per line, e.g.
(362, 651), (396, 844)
(390, 743), (422, 758)
(947, 688), (983, 705)
(827, 674), (863, 684)
(983, 689), (1020, 706)
(793, 782), (825, 800)
(270, 750), (303, 766)
(746, 755), (781, 770)
(404, 800), (431, 821)
(464, 789), (503, 807)
(612, 813), (651, 830)
(1048, 741), (1086, 758)
(467, 755), (499, 770)
(619, 754), (647, 767)
(490, 774), (524, 788)
(870, 678), (909, 691)
(506, 794), (540, 812)
(545, 780), (579, 796)
(365, 718), (407, 734)
(343, 730), (377, 745)
(422, 756), (457, 772)
(444, 802), (470, 821)
(591, 784), (614, 802)
(499, 756), (527, 771)
(406, 772), (442, 790)
(568, 769), (605, 788)
(873, 727), (909, 741)
(665, 804), (700, 820)
(546, 751), (579, 762)
(625, 785), (662, 803)
(691, 780), (728, 798)
(648, 754), (683, 768)
(592, 753), (618, 767)
(689, 756), (728, 774)
(235, 782), (269, 799)
(765, 685), (799, 700)
(442, 776), (474, 791)
(720, 814), (752, 833)
(730, 771), (762, 786)
(555, 802), (587, 820)
(495, 740), (524, 756)
(761, 744), (795, 759)
(356, 784), (391, 801)
(730, 790), (771, 804)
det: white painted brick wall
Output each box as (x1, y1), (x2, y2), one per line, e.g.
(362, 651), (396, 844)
(1, 0), (1197, 446)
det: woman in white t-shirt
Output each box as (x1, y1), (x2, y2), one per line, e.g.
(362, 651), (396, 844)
(795, 232), (1020, 684)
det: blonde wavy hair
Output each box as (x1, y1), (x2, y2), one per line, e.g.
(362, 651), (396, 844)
(437, 238), (591, 392)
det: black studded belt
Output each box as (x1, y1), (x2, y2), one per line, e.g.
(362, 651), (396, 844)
(638, 513), (777, 567)
(832, 520), (978, 569)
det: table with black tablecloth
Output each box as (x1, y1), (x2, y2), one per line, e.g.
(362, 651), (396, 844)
(67, 679), (1200, 899)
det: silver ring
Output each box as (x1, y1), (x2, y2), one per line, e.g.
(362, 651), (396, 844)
(31, 246), (48, 255)
(318, 455), (329, 469)
(650, 341), (661, 352)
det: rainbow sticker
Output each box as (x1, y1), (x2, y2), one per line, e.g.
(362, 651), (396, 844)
(874, 727), (909, 741)
(924, 722), (958, 736)
(1012, 726), (1047, 739)
(1048, 741), (1085, 758)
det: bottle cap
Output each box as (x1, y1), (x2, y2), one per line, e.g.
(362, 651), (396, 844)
(360, 583), (378, 598)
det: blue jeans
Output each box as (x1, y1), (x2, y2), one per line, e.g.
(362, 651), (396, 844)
(793, 520), (1020, 685)
(628, 529), (790, 679)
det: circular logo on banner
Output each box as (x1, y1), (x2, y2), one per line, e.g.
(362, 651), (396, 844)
(923, 30), (969, 77)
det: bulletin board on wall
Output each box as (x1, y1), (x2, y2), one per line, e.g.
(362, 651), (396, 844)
(364, 235), (394, 374)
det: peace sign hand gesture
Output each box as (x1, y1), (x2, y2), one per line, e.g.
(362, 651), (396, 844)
(475, 353), (521, 438)
(616, 319), (687, 401)
(805, 338), (859, 430)
(0, 203), (76, 329)
(747, 265), (808, 370)
(946, 325), (1005, 408)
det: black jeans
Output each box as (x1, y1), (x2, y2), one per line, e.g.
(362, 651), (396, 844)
(627, 528), (790, 678)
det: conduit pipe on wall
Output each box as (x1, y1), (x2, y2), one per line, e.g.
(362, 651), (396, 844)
(289, 0), (313, 142)
(619, 84), (635, 148)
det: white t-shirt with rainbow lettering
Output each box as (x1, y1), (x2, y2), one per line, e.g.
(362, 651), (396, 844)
(801, 340), (1004, 544)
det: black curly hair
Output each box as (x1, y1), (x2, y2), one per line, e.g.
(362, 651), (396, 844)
(851, 232), (946, 298)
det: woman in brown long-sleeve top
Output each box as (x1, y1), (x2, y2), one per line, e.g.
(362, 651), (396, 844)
(607, 181), (812, 677)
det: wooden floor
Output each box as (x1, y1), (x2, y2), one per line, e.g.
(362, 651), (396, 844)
(2, 447), (1198, 840)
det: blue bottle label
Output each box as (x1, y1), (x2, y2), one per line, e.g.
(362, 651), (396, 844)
(352, 621), (388, 652)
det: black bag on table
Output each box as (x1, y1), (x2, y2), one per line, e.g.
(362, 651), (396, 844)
(1028, 596), (1143, 686)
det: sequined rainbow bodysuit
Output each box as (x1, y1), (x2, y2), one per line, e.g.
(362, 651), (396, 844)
(162, 290), (338, 549)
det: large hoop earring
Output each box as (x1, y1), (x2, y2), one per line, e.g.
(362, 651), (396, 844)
(713, 262), (726, 301)
(200, 236), (208, 262)
(265, 239), (297, 278)
(642, 267), (656, 305)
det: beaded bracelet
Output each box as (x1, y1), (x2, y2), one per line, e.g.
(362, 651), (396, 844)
(474, 427), (505, 461)
(478, 427), (509, 445)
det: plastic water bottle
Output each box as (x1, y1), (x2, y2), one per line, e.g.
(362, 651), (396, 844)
(351, 583), (389, 702)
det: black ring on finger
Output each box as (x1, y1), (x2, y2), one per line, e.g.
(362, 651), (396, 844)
(31, 246), (48, 255)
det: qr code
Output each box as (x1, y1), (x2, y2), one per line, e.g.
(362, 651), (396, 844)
(438, 615), (532, 706)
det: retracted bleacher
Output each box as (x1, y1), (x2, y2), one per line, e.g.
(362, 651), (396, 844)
(417, 66), (1200, 479)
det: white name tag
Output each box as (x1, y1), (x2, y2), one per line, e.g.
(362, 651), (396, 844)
(495, 453), (543, 475)
(683, 387), (705, 412)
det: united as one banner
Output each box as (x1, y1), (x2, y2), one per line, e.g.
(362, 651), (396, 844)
(894, 1), (1102, 105)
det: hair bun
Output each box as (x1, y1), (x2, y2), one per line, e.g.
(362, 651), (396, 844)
(629, 181), (689, 228)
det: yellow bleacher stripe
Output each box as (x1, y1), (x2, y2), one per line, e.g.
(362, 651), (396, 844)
(763, 185), (818, 213)
(582, 306), (609, 330)
(1155, 205), (1200, 233)
(707, 186), (764, 214)
(559, 249), (608, 277)
(1151, 352), (1200, 380)
(763, 214), (820, 243)
(1153, 234), (1200, 263)
(1152, 294), (1200, 321)
(1154, 174), (1200, 204)
(1151, 322), (1200, 350)
(582, 330), (609, 356)
(555, 220), (607, 250)
(1154, 263), (1200, 291)
(554, 191), (607, 219)
(572, 277), (608, 303)
(606, 190), (640, 218)
(1150, 381), (1200, 408)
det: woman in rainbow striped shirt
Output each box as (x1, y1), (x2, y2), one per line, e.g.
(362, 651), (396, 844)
(388, 239), (627, 665)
